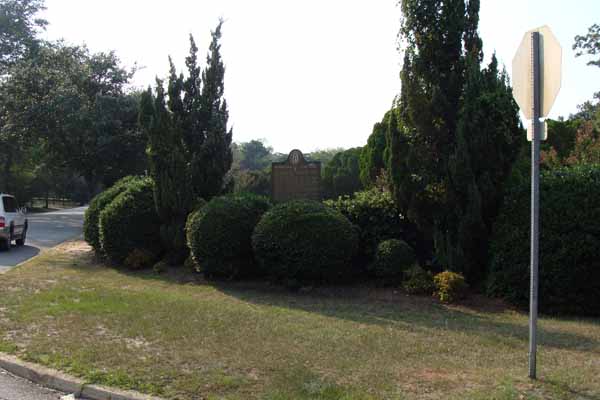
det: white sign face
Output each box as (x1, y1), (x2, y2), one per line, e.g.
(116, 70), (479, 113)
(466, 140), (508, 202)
(512, 25), (562, 120)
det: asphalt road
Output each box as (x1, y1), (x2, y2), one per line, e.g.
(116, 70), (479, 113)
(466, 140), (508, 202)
(0, 368), (64, 400)
(0, 207), (86, 273)
(0, 207), (85, 398)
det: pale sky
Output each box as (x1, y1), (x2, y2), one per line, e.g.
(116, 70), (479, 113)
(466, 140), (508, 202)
(40, 1), (599, 153)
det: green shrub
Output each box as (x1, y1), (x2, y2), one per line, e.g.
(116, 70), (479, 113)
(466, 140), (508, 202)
(98, 177), (162, 266)
(325, 188), (411, 264)
(403, 265), (435, 296)
(370, 239), (416, 284)
(434, 271), (468, 303)
(252, 200), (359, 285)
(186, 194), (271, 279)
(488, 165), (600, 316)
(84, 176), (140, 254)
(152, 260), (169, 274)
(123, 248), (157, 270)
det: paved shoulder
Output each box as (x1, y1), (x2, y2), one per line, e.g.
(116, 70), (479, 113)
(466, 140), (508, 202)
(0, 207), (86, 271)
(0, 368), (64, 400)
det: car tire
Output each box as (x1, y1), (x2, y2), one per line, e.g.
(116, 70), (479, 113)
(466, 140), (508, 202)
(0, 233), (10, 251)
(16, 223), (26, 246)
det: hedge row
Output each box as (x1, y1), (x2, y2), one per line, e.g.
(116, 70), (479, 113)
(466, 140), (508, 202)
(84, 165), (600, 316)
(488, 165), (600, 316)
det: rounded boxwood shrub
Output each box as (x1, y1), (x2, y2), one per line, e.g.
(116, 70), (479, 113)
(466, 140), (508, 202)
(186, 194), (271, 279)
(370, 239), (416, 284)
(252, 200), (359, 285)
(84, 176), (140, 254)
(433, 271), (468, 303)
(488, 165), (600, 316)
(403, 265), (435, 296)
(98, 177), (162, 266)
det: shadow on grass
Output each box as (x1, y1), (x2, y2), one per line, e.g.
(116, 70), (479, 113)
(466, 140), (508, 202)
(213, 282), (600, 352)
(67, 254), (600, 354)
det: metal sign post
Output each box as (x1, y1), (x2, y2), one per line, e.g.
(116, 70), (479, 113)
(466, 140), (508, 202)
(512, 25), (561, 380)
(529, 31), (541, 380)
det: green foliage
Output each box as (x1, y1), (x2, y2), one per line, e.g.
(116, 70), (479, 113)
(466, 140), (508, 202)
(252, 200), (359, 285)
(389, 1), (522, 283)
(573, 23), (600, 68)
(141, 79), (191, 264)
(233, 169), (271, 197)
(488, 165), (600, 316)
(186, 194), (271, 279)
(305, 148), (345, 165)
(402, 265), (435, 296)
(546, 118), (580, 161)
(566, 121), (600, 165)
(140, 22), (232, 263)
(0, 0), (47, 73)
(360, 111), (391, 187)
(98, 177), (161, 266)
(238, 140), (273, 171)
(441, 56), (524, 282)
(194, 21), (233, 200)
(152, 260), (169, 274)
(370, 239), (415, 284)
(1, 41), (142, 198)
(322, 147), (363, 199)
(433, 271), (468, 303)
(84, 176), (140, 254)
(324, 188), (413, 263)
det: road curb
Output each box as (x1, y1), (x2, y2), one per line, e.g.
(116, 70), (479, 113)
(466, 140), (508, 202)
(0, 353), (163, 400)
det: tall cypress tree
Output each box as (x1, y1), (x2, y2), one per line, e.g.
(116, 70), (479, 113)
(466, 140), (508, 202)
(140, 77), (192, 263)
(194, 20), (233, 199)
(360, 111), (392, 187)
(140, 21), (233, 264)
(389, 0), (522, 283)
(444, 56), (523, 282)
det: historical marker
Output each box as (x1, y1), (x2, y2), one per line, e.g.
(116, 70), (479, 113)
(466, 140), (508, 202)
(512, 25), (562, 380)
(271, 149), (321, 203)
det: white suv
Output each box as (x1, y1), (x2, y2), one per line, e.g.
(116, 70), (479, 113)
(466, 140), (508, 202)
(0, 194), (28, 251)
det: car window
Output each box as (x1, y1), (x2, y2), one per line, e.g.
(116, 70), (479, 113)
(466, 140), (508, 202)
(2, 196), (17, 213)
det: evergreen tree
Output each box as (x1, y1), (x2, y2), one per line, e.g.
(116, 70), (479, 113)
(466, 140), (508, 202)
(444, 55), (523, 281)
(322, 147), (363, 198)
(360, 111), (391, 187)
(140, 80), (191, 263)
(194, 20), (233, 199)
(140, 21), (232, 263)
(389, 0), (522, 283)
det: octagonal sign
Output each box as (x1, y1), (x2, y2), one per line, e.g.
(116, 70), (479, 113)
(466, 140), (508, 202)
(512, 25), (562, 119)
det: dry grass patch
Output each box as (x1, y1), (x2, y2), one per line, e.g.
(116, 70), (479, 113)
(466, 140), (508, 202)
(0, 241), (598, 399)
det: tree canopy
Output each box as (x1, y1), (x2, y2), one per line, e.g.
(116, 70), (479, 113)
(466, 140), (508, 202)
(573, 23), (600, 68)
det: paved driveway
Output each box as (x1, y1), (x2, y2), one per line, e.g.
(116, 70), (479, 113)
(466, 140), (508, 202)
(0, 207), (86, 273)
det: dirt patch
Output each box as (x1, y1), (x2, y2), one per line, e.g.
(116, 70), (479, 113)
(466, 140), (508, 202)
(54, 240), (91, 255)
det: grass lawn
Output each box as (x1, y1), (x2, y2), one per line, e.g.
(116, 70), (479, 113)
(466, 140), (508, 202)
(0, 242), (598, 400)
